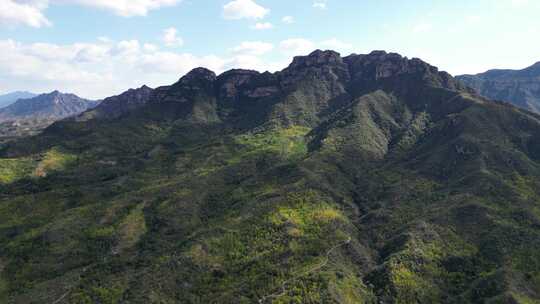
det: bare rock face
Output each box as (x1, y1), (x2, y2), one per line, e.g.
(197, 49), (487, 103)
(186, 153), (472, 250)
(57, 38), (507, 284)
(216, 69), (260, 101)
(70, 49), (475, 129)
(345, 51), (466, 93)
(78, 85), (153, 121)
(458, 62), (540, 113)
(280, 50), (350, 92)
(154, 68), (217, 105)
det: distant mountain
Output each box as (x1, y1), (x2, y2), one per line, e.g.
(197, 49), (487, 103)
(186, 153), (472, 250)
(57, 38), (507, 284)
(457, 62), (540, 112)
(0, 91), (37, 109)
(0, 91), (99, 142)
(0, 91), (98, 122)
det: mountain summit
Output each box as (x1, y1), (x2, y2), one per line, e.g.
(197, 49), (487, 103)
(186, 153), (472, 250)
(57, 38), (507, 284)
(0, 91), (98, 122)
(0, 91), (99, 142)
(1, 50), (540, 303)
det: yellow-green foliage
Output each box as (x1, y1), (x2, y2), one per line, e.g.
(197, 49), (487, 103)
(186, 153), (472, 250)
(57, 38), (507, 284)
(331, 273), (372, 304)
(381, 228), (476, 304)
(0, 261), (7, 303)
(510, 172), (538, 200)
(70, 285), (125, 304)
(0, 158), (35, 183)
(34, 147), (76, 177)
(269, 199), (344, 236)
(234, 126), (310, 160)
(178, 191), (352, 301)
(86, 226), (115, 239)
(115, 204), (147, 252)
(513, 293), (540, 304)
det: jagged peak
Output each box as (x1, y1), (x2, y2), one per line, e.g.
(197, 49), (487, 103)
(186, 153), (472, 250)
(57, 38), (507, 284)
(309, 49), (341, 58)
(217, 69), (261, 81)
(288, 49), (344, 69)
(522, 61), (540, 74)
(218, 69), (260, 79)
(180, 67), (217, 83)
(367, 50), (388, 56)
(48, 90), (62, 97)
(124, 85), (153, 94)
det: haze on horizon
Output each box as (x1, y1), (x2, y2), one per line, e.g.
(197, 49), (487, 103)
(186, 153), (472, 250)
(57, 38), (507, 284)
(0, 0), (538, 99)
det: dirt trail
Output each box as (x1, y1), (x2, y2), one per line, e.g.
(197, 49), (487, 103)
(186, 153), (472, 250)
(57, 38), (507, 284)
(258, 237), (351, 304)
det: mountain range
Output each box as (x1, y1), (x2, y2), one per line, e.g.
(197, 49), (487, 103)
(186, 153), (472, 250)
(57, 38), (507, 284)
(1, 50), (540, 303)
(0, 91), (37, 109)
(457, 62), (540, 113)
(0, 91), (99, 143)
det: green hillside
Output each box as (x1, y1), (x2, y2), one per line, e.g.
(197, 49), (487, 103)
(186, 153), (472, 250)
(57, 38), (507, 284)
(1, 50), (540, 303)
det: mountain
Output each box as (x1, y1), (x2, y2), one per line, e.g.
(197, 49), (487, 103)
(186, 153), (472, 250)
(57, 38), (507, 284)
(0, 91), (37, 109)
(76, 85), (153, 121)
(1, 50), (540, 303)
(0, 91), (99, 143)
(457, 62), (540, 112)
(0, 91), (98, 122)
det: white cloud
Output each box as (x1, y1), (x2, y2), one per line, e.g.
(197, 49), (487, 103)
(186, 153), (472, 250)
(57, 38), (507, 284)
(223, 0), (269, 20)
(226, 55), (287, 72)
(64, 0), (183, 17)
(251, 22), (273, 30)
(232, 41), (274, 55)
(280, 38), (316, 55)
(320, 38), (353, 52)
(0, 37), (291, 99)
(313, 1), (327, 9)
(162, 27), (184, 47)
(0, 38), (229, 99)
(143, 43), (158, 52)
(0, 0), (51, 28)
(0, 0), (183, 28)
(282, 16), (294, 24)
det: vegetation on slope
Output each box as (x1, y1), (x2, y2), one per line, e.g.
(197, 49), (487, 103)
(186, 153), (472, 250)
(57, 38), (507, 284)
(1, 50), (540, 303)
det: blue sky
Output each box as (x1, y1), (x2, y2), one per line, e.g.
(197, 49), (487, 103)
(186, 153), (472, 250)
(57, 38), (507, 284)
(0, 0), (539, 99)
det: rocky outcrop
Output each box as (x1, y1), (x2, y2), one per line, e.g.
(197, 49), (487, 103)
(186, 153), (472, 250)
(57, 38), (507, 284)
(77, 85), (153, 121)
(123, 50), (474, 128)
(216, 69), (260, 101)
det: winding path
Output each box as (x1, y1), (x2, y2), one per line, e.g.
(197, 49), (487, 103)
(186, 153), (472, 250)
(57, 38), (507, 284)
(258, 237), (352, 304)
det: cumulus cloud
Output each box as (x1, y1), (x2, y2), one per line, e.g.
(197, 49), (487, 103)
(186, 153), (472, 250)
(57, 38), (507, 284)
(280, 38), (316, 55)
(0, 38), (228, 99)
(0, 37), (292, 99)
(282, 16), (294, 24)
(0, 0), (51, 28)
(251, 22), (273, 30)
(223, 0), (269, 20)
(66, 0), (182, 17)
(162, 27), (184, 47)
(143, 43), (158, 52)
(232, 41), (274, 55)
(313, 0), (327, 9)
(0, 0), (183, 28)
